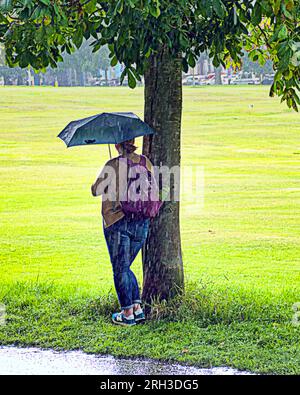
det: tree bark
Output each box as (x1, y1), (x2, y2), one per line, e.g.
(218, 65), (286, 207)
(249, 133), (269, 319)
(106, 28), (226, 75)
(142, 46), (184, 308)
(214, 66), (222, 85)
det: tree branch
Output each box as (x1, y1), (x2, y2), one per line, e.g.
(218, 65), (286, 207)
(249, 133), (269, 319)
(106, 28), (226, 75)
(257, 24), (272, 50)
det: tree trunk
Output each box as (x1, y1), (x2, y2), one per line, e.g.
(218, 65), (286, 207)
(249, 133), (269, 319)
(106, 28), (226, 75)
(104, 68), (108, 85)
(3, 75), (10, 85)
(214, 66), (222, 85)
(33, 73), (41, 86)
(27, 68), (33, 86)
(17, 74), (24, 86)
(73, 68), (78, 86)
(78, 70), (85, 86)
(67, 69), (73, 86)
(142, 46), (184, 308)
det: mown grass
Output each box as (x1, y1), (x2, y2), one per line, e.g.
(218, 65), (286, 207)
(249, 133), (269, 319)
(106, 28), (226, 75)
(0, 86), (299, 374)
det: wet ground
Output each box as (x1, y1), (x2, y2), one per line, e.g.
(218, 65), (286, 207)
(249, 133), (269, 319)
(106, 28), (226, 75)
(0, 347), (254, 375)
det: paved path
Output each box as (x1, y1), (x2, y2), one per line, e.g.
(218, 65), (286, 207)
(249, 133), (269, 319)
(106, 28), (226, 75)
(0, 346), (254, 375)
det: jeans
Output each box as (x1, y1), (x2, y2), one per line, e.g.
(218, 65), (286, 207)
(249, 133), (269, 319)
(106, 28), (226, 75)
(104, 216), (150, 310)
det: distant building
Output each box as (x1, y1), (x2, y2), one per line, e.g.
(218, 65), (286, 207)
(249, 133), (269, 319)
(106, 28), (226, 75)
(186, 58), (214, 77)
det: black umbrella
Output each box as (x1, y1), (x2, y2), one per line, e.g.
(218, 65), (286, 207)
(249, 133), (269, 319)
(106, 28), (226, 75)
(58, 112), (155, 157)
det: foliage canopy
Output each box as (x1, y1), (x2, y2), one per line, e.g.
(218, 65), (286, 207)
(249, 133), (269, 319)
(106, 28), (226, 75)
(0, 1), (299, 109)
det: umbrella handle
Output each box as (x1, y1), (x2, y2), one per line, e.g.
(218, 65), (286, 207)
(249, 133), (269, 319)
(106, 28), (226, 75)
(108, 144), (112, 159)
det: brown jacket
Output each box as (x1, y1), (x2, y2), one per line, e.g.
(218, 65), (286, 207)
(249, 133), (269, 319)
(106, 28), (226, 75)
(91, 153), (153, 228)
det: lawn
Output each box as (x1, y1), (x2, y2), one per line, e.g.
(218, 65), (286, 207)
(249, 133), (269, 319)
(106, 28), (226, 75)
(0, 85), (299, 374)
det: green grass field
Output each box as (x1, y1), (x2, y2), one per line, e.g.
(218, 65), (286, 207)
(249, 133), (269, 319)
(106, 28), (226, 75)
(0, 85), (299, 373)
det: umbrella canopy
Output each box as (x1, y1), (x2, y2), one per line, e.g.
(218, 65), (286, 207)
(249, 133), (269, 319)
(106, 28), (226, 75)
(58, 112), (155, 147)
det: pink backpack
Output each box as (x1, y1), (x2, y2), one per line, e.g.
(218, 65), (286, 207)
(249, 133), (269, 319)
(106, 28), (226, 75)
(120, 155), (163, 218)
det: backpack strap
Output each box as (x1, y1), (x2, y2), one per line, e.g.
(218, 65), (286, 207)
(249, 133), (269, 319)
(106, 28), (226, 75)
(139, 155), (147, 167)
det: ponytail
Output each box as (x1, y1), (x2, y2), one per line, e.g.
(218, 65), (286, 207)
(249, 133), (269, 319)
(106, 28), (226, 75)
(120, 140), (137, 154)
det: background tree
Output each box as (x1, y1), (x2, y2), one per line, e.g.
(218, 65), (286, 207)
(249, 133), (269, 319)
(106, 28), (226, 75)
(241, 50), (274, 76)
(98, 45), (110, 84)
(0, 0), (299, 308)
(1, 39), (111, 86)
(0, 44), (27, 84)
(52, 39), (108, 86)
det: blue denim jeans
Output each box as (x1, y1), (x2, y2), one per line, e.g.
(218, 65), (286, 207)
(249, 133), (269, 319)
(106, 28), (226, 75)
(104, 216), (150, 310)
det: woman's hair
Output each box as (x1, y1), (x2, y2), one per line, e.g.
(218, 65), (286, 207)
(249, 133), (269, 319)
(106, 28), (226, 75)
(119, 139), (137, 154)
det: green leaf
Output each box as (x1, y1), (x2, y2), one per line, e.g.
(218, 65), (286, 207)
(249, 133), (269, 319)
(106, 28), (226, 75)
(24, 0), (34, 7)
(273, 71), (282, 83)
(110, 55), (118, 67)
(291, 52), (300, 67)
(282, 3), (293, 19)
(18, 54), (29, 68)
(92, 41), (101, 53)
(39, 0), (50, 5)
(83, 25), (91, 40)
(187, 53), (196, 68)
(277, 41), (290, 58)
(283, 69), (293, 80)
(258, 53), (266, 66)
(21, 7), (32, 19)
(145, 47), (152, 58)
(277, 25), (288, 40)
(269, 82), (275, 97)
(120, 68), (127, 85)
(248, 49), (260, 62)
(127, 68), (136, 89)
(294, 92), (300, 106)
(73, 28), (83, 49)
(277, 48), (292, 71)
(53, 3), (61, 17)
(149, 3), (161, 18)
(212, 0), (225, 18)
(260, 0), (273, 15)
(128, 0), (136, 8)
(181, 58), (189, 73)
(270, 25), (282, 44)
(129, 66), (141, 82)
(0, 13), (9, 23)
(114, 0), (124, 15)
(273, 0), (281, 15)
(251, 2), (262, 26)
(84, 0), (97, 14)
(179, 32), (189, 49)
(291, 99), (298, 112)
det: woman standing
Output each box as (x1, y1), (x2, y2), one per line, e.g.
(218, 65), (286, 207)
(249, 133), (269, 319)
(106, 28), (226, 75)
(91, 139), (154, 326)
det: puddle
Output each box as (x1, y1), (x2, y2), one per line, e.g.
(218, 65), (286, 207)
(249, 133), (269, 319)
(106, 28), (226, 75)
(0, 346), (255, 375)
